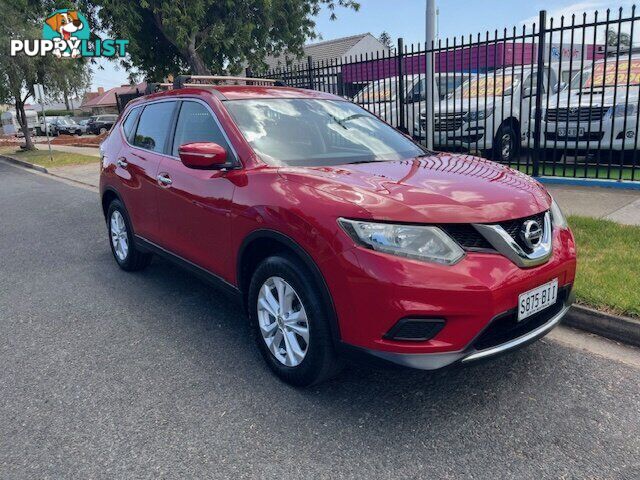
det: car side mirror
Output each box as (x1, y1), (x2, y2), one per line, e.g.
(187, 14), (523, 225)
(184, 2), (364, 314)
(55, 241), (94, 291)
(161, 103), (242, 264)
(523, 86), (537, 98)
(178, 142), (228, 169)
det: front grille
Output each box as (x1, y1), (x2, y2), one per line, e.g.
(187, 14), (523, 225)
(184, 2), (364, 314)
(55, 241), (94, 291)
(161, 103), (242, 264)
(441, 224), (495, 251)
(472, 286), (570, 351)
(441, 211), (548, 255)
(429, 112), (466, 131)
(545, 106), (608, 123)
(498, 211), (547, 254)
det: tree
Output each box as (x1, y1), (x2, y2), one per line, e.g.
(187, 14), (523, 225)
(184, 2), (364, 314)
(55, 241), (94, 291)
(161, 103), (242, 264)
(48, 60), (92, 110)
(607, 28), (631, 48)
(0, 0), (92, 148)
(86, 0), (360, 79)
(0, 1), (41, 150)
(378, 31), (392, 49)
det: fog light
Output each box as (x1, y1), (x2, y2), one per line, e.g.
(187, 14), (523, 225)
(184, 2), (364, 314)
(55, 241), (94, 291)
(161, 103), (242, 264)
(384, 318), (446, 341)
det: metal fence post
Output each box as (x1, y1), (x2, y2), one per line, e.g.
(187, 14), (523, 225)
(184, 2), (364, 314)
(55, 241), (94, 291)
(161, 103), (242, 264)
(397, 38), (406, 132)
(532, 10), (547, 177)
(307, 56), (314, 89)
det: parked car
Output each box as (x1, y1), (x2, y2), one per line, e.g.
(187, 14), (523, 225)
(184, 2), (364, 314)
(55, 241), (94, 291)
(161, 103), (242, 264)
(421, 64), (563, 162)
(87, 114), (118, 135)
(541, 55), (640, 162)
(1, 109), (39, 136)
(55, 118), (83, 136)
(99, 82), (576, 386)
(76, 118), (91, 134)
(353, 73), (471, 138)
(35, 116), (63, 136)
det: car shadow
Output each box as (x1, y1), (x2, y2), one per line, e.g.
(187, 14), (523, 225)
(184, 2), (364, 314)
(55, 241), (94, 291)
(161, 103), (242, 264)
(96, 249), (570, 437)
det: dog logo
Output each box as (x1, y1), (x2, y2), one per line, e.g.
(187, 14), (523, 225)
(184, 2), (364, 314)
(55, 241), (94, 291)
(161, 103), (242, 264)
(43, 9), (90, 58)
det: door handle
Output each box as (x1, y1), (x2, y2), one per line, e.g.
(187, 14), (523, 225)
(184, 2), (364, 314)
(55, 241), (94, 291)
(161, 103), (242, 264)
(157, 173), (172, 186)
(117, 158), (128, 168)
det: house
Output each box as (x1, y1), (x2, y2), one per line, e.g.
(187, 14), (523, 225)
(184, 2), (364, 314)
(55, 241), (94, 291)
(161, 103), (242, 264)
(257, 33), (391, 95)
(81, 83), (147, 115)
(263, 33), (390, 70)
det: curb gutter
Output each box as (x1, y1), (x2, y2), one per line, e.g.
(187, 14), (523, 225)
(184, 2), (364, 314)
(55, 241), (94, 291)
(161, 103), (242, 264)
(563, 305), (640, 348)
(0, 154), (48, 173)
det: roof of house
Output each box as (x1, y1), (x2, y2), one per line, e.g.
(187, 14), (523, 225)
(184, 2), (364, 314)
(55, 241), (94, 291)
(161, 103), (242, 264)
(81, 82), (147, 108)
(263, 33), (386, 70)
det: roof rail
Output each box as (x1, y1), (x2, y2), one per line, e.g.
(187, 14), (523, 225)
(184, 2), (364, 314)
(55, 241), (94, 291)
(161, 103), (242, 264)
(173, 75), (286, 89)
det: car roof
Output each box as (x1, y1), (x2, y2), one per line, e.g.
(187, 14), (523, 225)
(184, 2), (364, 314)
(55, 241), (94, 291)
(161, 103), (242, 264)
(138, 85), (345, 104)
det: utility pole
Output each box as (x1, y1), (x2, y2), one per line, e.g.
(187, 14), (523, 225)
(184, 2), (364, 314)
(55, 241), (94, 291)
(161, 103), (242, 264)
(425, 0), (437, 150)
(34, 83), (53, 163)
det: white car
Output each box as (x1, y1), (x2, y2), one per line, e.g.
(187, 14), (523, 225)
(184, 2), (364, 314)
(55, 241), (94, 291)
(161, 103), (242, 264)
(541, 55), (640, 161)
(353, 73), (470, 138)
(420, 65), (565, 163)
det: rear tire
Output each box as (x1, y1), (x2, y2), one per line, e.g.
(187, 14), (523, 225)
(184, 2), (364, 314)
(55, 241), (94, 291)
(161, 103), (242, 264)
(106, 199), (152, 272)
(247, 254), (342, 387)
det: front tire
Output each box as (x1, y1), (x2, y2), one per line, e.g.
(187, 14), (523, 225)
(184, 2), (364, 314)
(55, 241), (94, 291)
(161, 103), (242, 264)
(492, 123), (518, 164)
(248, 254), (342, 386)
(106, 199), (152, 271)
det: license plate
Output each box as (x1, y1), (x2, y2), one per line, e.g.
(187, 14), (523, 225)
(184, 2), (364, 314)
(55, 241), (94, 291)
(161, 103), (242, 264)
(518, 279), (558, 321)
(557, 127), (584, 138)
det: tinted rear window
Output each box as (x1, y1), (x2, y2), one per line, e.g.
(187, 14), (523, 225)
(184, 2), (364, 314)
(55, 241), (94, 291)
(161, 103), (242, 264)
(122, 107), (141, 142)
(133, 102), (176, 153)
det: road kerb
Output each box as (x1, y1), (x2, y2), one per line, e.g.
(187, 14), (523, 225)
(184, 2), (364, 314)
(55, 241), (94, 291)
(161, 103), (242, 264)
(0, 154), (48, 173)
(563, 305), (640, 348)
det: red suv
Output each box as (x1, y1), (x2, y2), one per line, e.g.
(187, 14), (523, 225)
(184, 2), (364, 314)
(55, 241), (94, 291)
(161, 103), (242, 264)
(99, 79), (577, 386)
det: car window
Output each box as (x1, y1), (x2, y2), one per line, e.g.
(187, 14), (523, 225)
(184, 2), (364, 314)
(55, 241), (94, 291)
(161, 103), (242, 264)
(171, 101), (232, 157)
(122, 107), (141, 142)
(133, 102), (176, 153)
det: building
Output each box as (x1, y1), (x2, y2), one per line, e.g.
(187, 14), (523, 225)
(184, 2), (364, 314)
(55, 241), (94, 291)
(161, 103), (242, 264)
(81, 83), (147, 115)
(262, 33), (390, 70)
(257, 33), (391, 95)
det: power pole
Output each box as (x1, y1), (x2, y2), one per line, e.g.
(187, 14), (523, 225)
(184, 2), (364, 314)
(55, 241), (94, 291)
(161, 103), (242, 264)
(425, 0), (436, 150)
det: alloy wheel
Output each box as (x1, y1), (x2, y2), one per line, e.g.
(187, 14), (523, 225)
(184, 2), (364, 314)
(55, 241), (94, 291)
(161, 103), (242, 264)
(501, 133), (512, 161)
(257, 276), (310, 367)
(110, 210), (129, 262)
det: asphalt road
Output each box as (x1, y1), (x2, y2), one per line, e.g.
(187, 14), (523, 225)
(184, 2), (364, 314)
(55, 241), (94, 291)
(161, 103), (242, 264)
(1, 161), (639, 479)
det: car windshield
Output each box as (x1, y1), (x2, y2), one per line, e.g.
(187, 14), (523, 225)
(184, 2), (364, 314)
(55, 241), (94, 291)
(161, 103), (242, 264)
(353, 78), (399, 103)
(454, 73), (523, 98)
(225, 99), (426, 167)
(571, 59), (640, 89)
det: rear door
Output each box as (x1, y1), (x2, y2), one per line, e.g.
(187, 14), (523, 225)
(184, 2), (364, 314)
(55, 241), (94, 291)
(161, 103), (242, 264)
(154, 99), (237, 281)
(114, 100), (177, 243)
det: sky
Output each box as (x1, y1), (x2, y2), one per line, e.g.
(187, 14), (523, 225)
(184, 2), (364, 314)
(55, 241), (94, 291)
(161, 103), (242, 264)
(90, 0), (635, 91)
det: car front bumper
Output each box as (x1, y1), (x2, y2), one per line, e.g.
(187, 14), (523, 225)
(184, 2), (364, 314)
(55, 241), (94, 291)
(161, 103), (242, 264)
(357, 290), (573, 370)
(321, 227), (577, 370)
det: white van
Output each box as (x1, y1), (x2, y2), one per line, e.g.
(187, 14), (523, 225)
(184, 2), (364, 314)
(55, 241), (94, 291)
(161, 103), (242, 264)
(541, 55), (640, 160)
(420, 64), (566, 163)
(1, 110), (39, 136)
(353, 73), (470, 138)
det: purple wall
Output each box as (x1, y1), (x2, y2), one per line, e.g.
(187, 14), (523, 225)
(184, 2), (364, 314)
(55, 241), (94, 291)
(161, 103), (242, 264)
(341, 42), (603, 83)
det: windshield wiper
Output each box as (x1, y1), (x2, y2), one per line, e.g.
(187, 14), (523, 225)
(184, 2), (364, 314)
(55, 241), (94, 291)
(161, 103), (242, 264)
(329, 113), (367, 129)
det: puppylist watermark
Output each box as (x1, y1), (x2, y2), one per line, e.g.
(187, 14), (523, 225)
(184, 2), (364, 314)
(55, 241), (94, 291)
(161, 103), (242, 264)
(10, 9), (128, 59)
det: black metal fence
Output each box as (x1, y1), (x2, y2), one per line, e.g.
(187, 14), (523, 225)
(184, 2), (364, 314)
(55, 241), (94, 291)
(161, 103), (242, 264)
(253, 6), (640, 181)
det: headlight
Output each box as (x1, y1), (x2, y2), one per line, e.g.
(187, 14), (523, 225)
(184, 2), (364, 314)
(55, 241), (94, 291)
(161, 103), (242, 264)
(607, 104), (636, 118)
(338, 218), (465, 265)
(465, 108), (494, 122)
(550, 197), (568, 229)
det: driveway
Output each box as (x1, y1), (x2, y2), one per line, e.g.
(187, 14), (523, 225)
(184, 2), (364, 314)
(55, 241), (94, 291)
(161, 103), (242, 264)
(0, 161), (639, 479)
